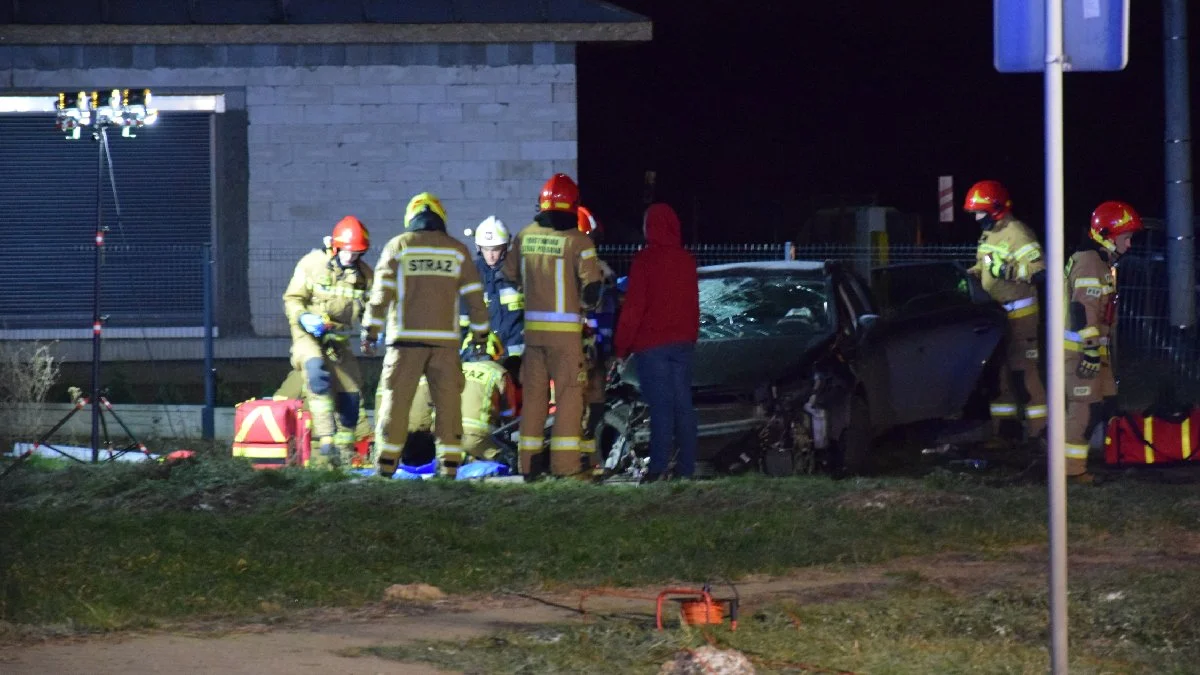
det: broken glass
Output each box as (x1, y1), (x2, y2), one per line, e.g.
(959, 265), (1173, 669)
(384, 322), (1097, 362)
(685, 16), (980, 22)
(698, 273), (831, 339)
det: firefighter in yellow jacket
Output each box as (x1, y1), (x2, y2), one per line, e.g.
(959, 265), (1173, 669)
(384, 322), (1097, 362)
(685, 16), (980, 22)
(282, 216), (373, 467)
(502, 174), (604, 477)
(361, 193), (490, 478)
(964, 180), (1048, 445)
(1064, 201), (1142, 480)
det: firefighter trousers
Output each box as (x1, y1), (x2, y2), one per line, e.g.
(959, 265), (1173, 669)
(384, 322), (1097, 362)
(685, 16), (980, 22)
(276, 367), (371, 466)
(580, 354), (609, 466)
(375, 345), (465, 477)
(519, 344), (586, 477)
(1065, 355), (1116, 476)
(990, 310), (1047, 440)
(294, 338), (363, 468)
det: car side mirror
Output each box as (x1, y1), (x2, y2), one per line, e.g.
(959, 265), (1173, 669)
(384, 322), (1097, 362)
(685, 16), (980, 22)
(855, 313), (879, 335)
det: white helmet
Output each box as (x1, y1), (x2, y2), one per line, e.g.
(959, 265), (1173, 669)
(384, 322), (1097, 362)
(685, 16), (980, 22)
(473, 216), (510, 248)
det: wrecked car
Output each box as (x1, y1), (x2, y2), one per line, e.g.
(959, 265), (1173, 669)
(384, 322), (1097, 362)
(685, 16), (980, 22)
(597, 260), (1007, 476)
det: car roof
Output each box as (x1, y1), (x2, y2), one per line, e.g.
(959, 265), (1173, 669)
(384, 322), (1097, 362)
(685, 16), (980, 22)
(698, 260), (828, 276)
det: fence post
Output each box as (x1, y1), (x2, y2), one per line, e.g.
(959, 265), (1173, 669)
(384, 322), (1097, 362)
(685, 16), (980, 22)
(784, 241), (795, 260)
(202, 243), (215, 441)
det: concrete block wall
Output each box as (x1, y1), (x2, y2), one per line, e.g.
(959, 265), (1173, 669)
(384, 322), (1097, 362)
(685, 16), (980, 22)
(0, 43), (578, 339)
(243, 63), (577, 335)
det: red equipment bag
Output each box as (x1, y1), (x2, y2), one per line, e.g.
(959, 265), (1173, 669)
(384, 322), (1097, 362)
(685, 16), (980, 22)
(232, 399), (306, 469)
(295, 408), (313, 468)
(1104, 409), (1200, 466)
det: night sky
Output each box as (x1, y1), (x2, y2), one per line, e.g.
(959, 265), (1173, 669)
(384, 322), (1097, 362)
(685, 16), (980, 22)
(576, 1), (1200, 246)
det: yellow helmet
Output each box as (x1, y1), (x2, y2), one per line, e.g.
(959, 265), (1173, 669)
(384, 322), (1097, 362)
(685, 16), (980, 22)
(404, 192), (448, 231)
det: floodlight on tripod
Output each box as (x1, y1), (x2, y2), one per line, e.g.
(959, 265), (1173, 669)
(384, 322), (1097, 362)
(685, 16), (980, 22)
(55, 89), (156, 464)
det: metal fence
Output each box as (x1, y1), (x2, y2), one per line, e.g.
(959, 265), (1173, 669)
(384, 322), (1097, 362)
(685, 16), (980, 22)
(248, 248), (319, 338)
(0, 244), (208, 332)
(597, 242), (979, 277)
(1114, 248), (1200, 402)
(8, 242), (1200, 405)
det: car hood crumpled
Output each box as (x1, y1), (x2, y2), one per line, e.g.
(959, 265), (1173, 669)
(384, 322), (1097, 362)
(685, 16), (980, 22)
(620, 331), (833, 393)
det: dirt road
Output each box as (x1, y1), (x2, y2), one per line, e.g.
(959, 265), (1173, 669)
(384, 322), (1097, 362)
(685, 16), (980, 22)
(2, 545), (1187, 675)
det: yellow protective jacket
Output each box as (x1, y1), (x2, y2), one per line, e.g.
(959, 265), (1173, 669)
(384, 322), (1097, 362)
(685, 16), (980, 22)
(969, 217), (1045, 307)
(283, 249), (373, 361)
(502, 222), (603, 347)
(1065, 244), (1116, 356)
(461, 360), (518, 435)
(364, 231), (489, 348)
(408, 361), (517, 435)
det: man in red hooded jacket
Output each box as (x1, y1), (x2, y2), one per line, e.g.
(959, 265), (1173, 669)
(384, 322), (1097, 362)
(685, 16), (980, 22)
(614, 202), (700, 482)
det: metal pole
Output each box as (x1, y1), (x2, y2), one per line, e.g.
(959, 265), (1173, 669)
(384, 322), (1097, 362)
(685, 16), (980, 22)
(90, 129), (105, 463)
(1044, 0), (1069, 671)
(1164, 0), (1195, 328)
(202, 242), (215, 440)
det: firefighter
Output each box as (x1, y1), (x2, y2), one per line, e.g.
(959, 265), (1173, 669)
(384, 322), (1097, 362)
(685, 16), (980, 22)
(577, 205), (618, 467)
(1064, 201), (1141, 481)
(362, 192), (490, 478)
(467, 215), (525, 363)
(459, 343), (520, 463)
(502, 174), (604, 477)
(282, 216), (373, 468)
(964, 180), (1048, 447)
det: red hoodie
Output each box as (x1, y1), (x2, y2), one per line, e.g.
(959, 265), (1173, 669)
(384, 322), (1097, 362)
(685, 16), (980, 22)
(615, 203), (700, 358)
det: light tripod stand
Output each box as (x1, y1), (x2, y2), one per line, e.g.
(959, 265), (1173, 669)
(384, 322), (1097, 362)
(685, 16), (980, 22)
(4, 90), (157, 473)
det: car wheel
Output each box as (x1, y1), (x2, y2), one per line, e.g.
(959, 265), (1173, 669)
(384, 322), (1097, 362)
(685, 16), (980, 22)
(839, 395), (872, 476)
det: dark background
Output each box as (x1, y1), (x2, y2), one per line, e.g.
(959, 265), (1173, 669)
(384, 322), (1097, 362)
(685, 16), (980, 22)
(576, 1), (1199, 245)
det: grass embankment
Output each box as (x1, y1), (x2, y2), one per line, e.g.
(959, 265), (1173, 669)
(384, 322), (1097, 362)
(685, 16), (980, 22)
(2, 456), (1199, 660)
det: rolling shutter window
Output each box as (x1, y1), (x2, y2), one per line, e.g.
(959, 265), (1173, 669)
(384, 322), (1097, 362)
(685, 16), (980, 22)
(0, 112), (212, 330)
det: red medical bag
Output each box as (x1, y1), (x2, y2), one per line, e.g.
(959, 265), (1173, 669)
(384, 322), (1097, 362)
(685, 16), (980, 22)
(232, 399), (308, 469)
(1104, 410), (1200, 466)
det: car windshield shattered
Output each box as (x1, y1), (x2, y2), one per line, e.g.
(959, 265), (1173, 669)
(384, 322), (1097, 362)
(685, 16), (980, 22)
(698, 273), (831, 339)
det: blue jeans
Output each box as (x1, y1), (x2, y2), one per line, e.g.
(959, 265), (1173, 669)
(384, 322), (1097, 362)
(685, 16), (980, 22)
(635, 342), (698, 476)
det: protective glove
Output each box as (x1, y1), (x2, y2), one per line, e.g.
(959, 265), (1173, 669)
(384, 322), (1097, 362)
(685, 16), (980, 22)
(582, 334), (598, 364)
(486, 332), (505, 360)
(984, 254), (1011, 280)
(299, 312), (328, 338)
(1077, 346), (1101, 380)
(470, 330), (491, 352)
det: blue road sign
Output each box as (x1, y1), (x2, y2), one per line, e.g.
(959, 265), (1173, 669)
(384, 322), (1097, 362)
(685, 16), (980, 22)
(994, 0), (1130, 72)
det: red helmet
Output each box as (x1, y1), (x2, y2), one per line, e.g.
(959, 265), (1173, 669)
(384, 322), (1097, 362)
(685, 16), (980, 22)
(963, 180), (1013, 220)
(539, 173), (580, 214)
(1090, 201), (1142, 250)
(331, 216), (369, 253)
(577, 205), (602, 237)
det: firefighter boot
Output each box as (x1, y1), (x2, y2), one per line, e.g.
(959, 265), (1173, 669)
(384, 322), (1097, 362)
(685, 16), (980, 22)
(437, 449), (467, 479)
(310, 436), (336, 469)
(549, 450), (583, 477)
(378, 449), (401, 478)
